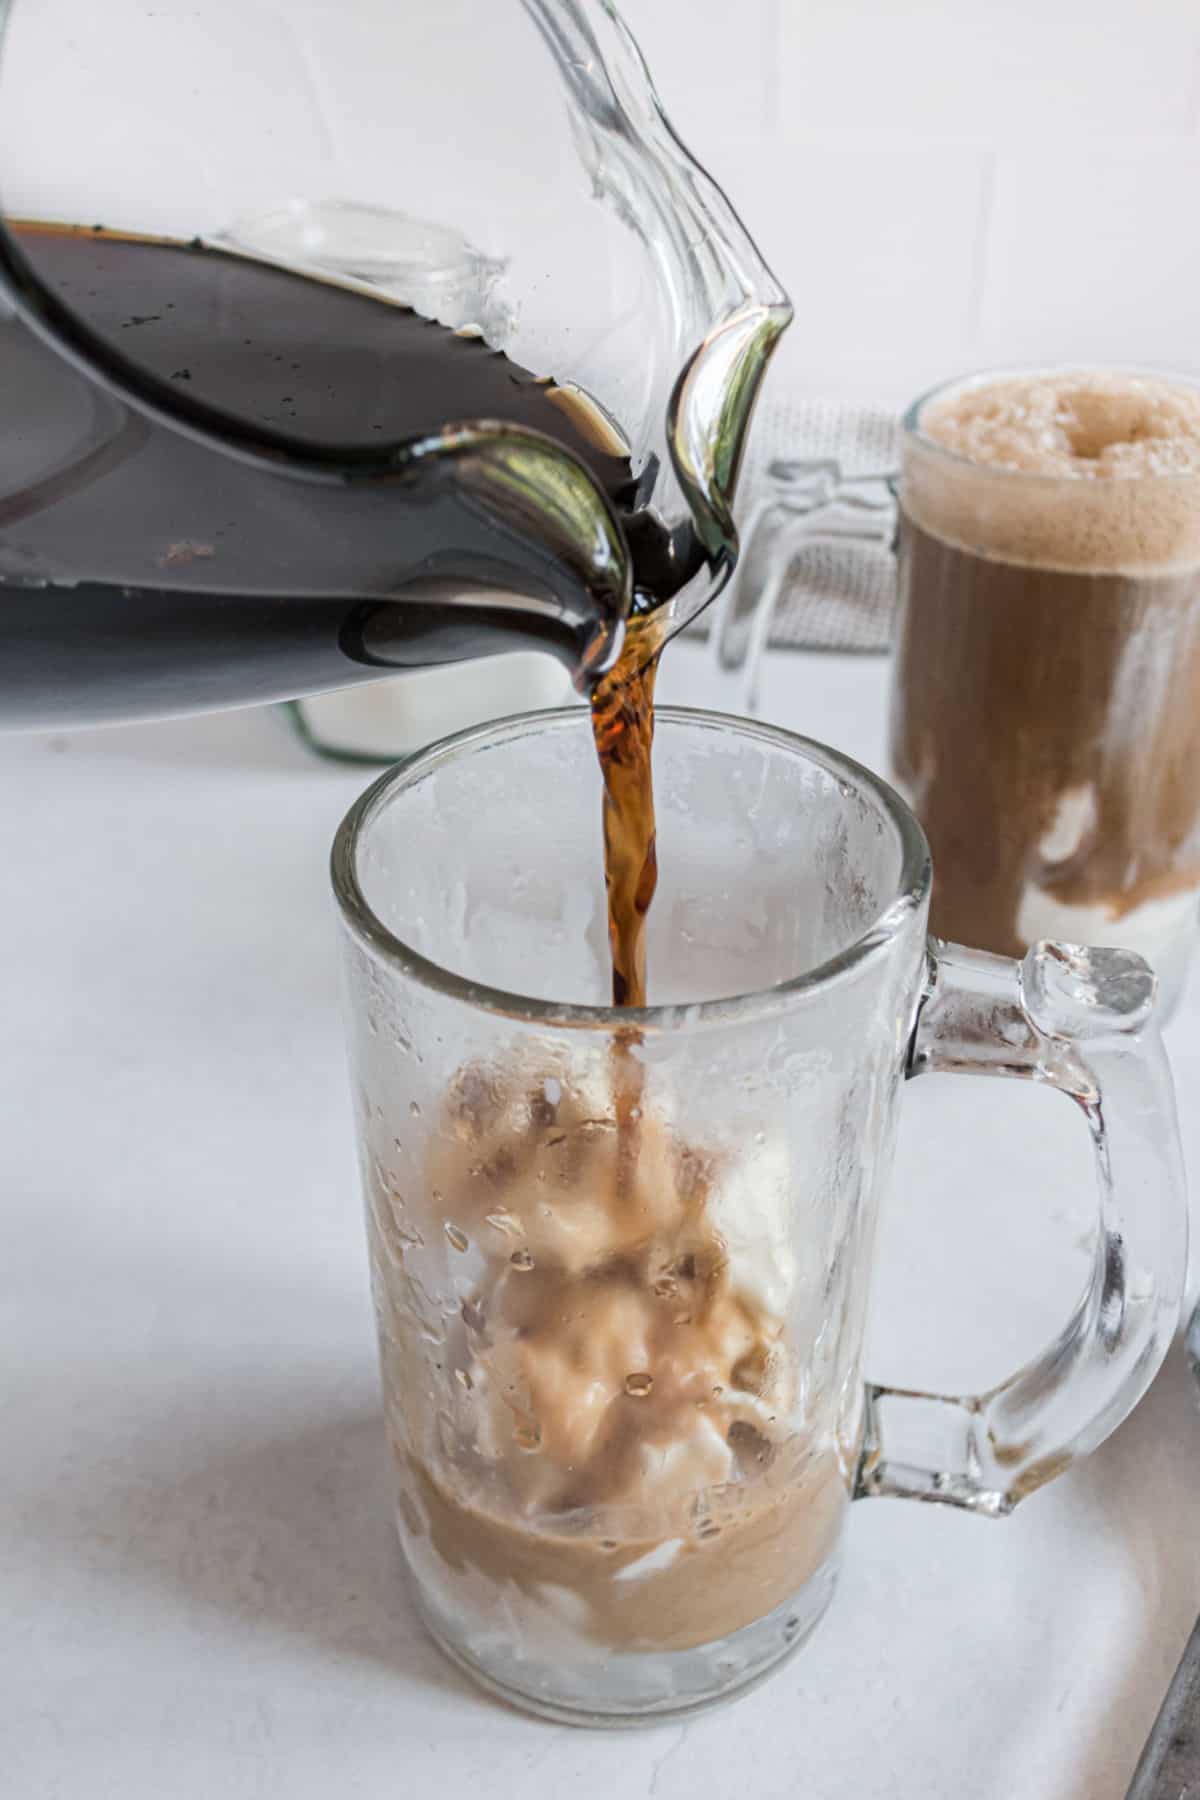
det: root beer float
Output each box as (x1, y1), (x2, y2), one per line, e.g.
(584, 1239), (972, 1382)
(891, 368), (1200, 1008)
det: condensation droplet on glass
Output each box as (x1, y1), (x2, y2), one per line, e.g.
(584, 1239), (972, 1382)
(624, 1371), (653, 1397)
(509, 1248), (535, 1271)
(712, 1384), (724, 1397)
(486, 1210), (523, 1238)
(454, 1368), (473, 1392)
(652, 1276), (677, 1300)
(444, 1222), (469, 1253)
(673, 1311), (692, 1326)
(544, 1078), (562, 1106)
(513, 1421), (541, 1451)
(409, 1100), (421, 1118)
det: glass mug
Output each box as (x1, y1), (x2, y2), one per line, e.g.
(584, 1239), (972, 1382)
(712, 367), (1200, 1015)
(332, 707), (1186, 1727)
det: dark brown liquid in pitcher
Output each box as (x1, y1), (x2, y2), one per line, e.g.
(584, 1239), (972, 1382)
(5, 222), (681, 1001)
(1, 221), (699, 731)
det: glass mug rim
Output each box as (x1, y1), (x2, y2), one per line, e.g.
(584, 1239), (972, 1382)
(902, 362), (1200, 489)
(330, 704), (932, 1035)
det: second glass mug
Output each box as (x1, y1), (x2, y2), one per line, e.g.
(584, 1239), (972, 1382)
(712, 367), (1200, 1015)
(332, 708), (1186, 1727)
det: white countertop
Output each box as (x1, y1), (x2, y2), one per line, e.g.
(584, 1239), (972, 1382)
(4, 641), (1200, 1800)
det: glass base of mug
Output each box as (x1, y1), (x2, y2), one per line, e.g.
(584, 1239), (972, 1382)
(408, 1549), (841, 1728)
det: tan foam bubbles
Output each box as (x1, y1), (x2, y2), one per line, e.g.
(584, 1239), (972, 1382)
(907, 370), (1200, 574)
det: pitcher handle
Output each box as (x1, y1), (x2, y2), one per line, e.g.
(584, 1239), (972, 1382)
(855, 937), (1187, 1515)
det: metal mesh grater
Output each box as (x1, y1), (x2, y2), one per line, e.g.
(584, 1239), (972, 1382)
(689, 398), (901, 657)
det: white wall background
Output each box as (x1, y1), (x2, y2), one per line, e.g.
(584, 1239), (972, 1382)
(5, 0), (1199, 414)
(620, 0), (1200, 407)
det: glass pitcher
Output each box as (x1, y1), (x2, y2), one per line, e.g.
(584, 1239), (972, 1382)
(0, 0), (790, 729)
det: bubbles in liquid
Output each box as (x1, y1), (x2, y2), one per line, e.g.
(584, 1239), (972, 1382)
(509, 1248), (535, 1271)
(444, 1222), (469, 1253)
(624, 1371), (654, 1398)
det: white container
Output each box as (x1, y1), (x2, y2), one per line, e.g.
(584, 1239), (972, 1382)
(289, 654), (578, 763)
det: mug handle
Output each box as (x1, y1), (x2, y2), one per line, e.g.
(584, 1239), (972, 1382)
(709, 459), (898, 712)
(856, 937), (1188, 1515)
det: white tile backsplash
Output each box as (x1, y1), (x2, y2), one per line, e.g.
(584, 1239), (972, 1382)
(620, 0), (1200, 409)
(4, 0), (1197, 412)
(617, 0), (778, 139)
(777, 0), (1199, 140)
(979, 142), (1200, 374)
(697, 133), (990, 407)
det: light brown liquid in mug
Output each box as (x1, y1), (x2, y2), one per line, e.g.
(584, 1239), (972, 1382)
(387, 561), (844, 1660)
(377, 410), (842, 1658)
(892, 370), (1200, 959)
